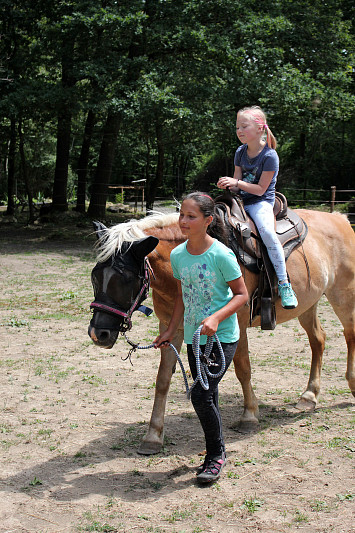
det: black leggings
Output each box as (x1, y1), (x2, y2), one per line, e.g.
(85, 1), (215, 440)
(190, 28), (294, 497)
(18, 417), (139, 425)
(187, 340), (238, 458)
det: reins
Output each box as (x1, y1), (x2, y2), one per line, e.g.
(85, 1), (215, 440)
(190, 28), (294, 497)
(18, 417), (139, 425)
(123, 325), (226, 399)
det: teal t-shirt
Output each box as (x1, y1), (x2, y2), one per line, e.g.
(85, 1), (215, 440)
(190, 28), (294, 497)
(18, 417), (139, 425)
(170, 239), (242, 345)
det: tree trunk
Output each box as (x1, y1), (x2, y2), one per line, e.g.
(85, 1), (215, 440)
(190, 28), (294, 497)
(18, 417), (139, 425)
(87, 111), (121, 219)
(146, 121), (164, 211)
(52, 109), (72, 211)
(52, 38), (75, 212)
(6, 118), (16, 216)
(76, 109), (96, 213)
(300, 132), (307, 204)
(18, 118), (34, 223)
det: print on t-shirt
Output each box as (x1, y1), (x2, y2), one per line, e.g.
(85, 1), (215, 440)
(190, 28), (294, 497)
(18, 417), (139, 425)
(180, 262), (217, 328)
(242, 165), (258, 184)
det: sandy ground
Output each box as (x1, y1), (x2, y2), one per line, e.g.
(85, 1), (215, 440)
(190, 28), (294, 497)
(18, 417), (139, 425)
(0, 216), (354, 533)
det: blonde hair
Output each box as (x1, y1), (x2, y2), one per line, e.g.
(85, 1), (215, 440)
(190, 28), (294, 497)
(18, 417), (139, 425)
(238, 105), (277, 149)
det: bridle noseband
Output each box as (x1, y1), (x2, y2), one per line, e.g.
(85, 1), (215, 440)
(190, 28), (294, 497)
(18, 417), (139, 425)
(90, 257), (154, 332)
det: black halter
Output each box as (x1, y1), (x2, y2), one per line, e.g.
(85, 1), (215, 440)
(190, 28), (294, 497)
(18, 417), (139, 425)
(90, 257), (154, 332)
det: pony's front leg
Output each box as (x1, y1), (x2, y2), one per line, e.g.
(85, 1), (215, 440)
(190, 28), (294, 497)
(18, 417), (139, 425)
(233, 325), (259, 430)
(138, 325), (183, 455)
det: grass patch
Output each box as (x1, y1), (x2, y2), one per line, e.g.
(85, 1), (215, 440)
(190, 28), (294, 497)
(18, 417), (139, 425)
(241, 495), (263, 513)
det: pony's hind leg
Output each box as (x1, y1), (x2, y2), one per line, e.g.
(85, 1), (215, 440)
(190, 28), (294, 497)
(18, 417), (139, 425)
(345, 325), (355, 398)
(325, 289), (355, 398)
(296, 303), (326, 411)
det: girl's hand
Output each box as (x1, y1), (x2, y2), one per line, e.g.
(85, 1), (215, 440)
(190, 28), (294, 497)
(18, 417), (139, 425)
(153, 331), (172, 348)
(217, 176), (238, 189)
(200, 316), (219, 337)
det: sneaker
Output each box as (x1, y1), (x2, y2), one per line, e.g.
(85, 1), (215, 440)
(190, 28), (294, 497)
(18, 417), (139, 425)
(278, 282), (298, 309)
(196, 453), (227, 483)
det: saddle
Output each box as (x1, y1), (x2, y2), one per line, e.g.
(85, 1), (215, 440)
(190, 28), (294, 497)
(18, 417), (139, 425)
(215, 191), (308, 330)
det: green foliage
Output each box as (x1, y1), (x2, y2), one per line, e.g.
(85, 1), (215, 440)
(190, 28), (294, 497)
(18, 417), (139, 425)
(29, 476), (42, 486)
(242, 495), (263, 513)
(114, 192), (124, 204)
(0, 0), (354, 210)
(4, 317), (30, 328)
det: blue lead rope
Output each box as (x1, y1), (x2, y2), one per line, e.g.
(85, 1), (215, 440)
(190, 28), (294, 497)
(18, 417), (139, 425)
(124, 325), (226, 399)
(192, 325), (226, 393)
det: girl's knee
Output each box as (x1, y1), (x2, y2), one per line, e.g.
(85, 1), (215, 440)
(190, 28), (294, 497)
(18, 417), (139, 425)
(190, 387), (205, 406)
(259, 227), (277, 245)
(190, 387), (214, 411)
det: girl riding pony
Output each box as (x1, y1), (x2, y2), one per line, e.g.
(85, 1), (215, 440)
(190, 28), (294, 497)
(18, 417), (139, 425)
(217, 105), (298, 309)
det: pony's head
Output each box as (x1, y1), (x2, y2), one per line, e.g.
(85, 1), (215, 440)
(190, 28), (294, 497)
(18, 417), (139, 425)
(88, 220), (159, 348)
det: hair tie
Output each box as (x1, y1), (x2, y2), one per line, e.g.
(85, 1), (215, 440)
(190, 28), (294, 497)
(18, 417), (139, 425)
(264, 124), (268, 129)
(200, 193), (213, 200)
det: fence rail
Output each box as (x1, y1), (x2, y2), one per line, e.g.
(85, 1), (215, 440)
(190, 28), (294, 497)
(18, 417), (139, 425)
(278, 186), (354, 224)
(121, 184), (355, 222)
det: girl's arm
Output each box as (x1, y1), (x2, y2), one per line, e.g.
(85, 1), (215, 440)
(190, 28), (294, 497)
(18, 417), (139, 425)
(218, 168), (275, 197)
(153, 280), (184, 347)
(200, 276), (248, 337)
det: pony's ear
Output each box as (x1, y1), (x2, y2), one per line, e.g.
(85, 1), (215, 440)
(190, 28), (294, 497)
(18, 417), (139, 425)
(131, 236), (159, 261)
(92, 221), (107, 241)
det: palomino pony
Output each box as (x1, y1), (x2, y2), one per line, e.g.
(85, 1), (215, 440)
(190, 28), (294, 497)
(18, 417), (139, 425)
(88, 209), (355, 455)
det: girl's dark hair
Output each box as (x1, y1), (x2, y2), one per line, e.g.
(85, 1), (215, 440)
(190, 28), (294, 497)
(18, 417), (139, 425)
(183, 192), (228, 244)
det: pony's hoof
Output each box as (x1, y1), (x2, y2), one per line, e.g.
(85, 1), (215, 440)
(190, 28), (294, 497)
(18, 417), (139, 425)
(137, 441), (162, 455)
(295, 397), (316, 411)
(231, 419), (259, 434)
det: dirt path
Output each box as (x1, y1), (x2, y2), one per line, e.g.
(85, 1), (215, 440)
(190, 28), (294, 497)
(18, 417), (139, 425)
(0, 221), (354, 532)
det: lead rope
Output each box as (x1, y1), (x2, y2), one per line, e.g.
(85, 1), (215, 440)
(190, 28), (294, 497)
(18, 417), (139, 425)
(123, 325), (226, 399)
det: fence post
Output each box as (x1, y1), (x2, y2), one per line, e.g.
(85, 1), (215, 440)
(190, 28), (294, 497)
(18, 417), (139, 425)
(330, 186), (336, 212)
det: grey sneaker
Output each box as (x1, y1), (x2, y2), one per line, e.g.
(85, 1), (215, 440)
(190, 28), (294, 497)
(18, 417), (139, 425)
(278, 282), (298, 309)
(196, 453), (227, 483)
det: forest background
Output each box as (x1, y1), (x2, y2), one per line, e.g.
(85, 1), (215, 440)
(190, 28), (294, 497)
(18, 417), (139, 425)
(1, 0), (354, 221)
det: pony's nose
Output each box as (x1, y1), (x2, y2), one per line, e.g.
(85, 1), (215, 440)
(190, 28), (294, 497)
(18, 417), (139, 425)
(96, 329), (111, 342)
(88, 325), (98, 342)
(88, 325), (109, 342)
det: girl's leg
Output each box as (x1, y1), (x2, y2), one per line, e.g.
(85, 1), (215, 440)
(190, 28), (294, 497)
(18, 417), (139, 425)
(187, 341), (237, 458)
(244, 201), (298, 308)
(244, 201), (287, 281)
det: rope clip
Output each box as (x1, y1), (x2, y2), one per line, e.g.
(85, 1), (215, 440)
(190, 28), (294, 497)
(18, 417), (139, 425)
(122, 337), (140, 366)
(201, 354), (218, 367)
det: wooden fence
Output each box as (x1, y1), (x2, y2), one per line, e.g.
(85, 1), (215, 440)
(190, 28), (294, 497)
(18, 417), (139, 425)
(279, 186), (354, 226)
(108, 183), (355, 226)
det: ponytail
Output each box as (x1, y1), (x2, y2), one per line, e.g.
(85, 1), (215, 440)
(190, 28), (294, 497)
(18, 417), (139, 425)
(264, 124), (277, 150)
(208, 208), (228, 245)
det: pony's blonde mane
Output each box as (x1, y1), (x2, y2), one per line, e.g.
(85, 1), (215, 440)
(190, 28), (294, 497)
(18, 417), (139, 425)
(96, 212), (179, 262)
